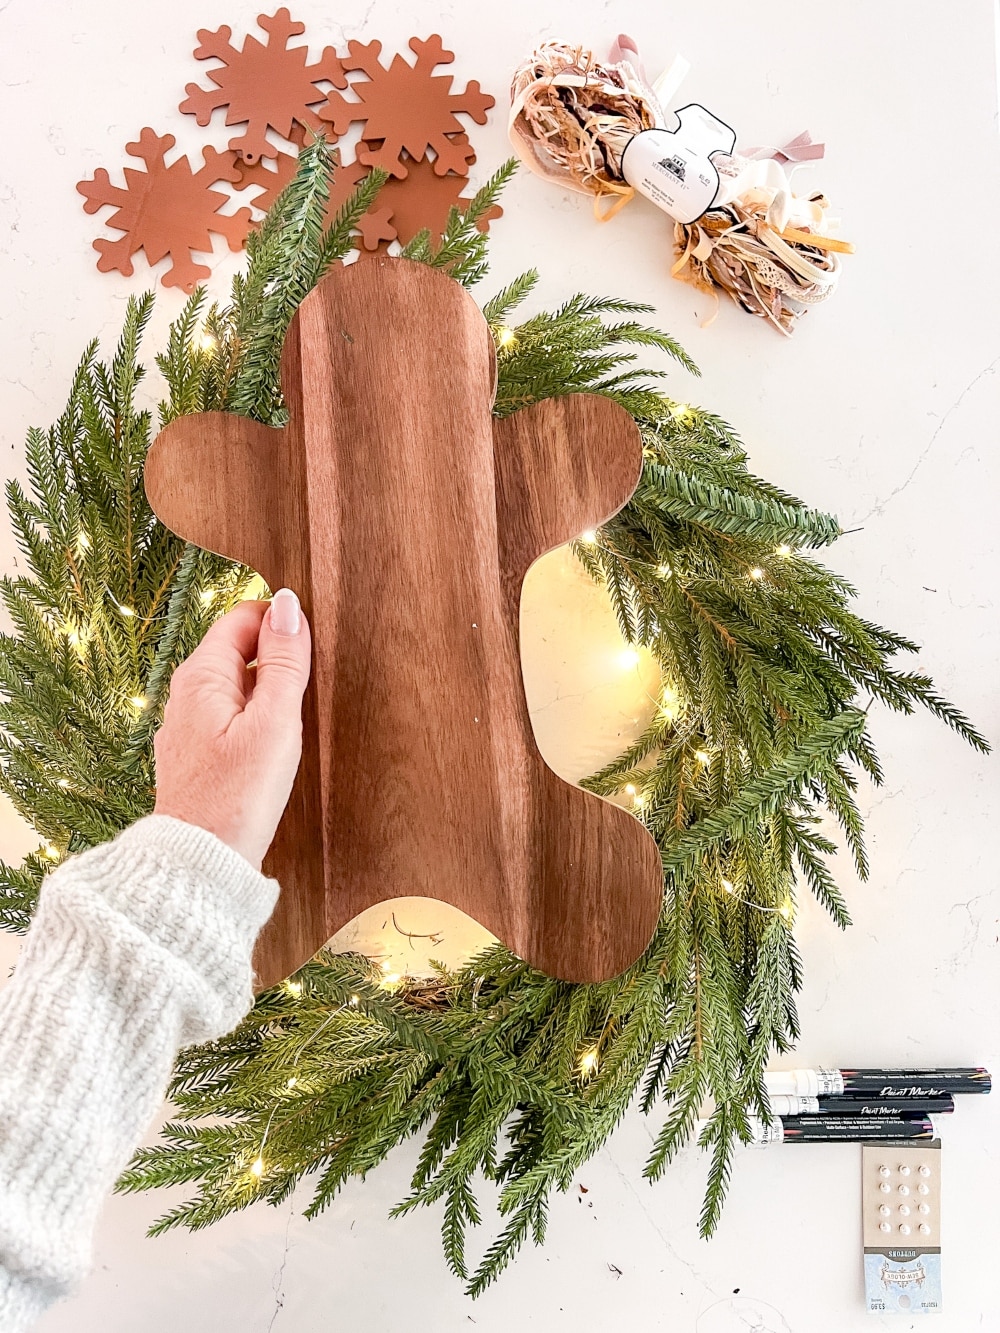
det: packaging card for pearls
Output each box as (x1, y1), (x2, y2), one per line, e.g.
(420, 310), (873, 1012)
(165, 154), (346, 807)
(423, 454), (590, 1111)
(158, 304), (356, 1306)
(862, 1141), (942, 1314)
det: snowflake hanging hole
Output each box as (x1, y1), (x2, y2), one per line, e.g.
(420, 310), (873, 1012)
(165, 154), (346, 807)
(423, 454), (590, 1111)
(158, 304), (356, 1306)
(76, 129), (254, 293)
(180, 8), (347, 165)
(316, 33), (494, 179)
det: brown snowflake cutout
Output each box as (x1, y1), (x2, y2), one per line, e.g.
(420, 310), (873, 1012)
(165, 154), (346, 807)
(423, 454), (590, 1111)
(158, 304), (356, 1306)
(180, 8), (346, 164)
(362, 147), (504, 250)
(233, 133), (501, 254)
(76, 129), (253, 292)
(233, 139), (394, 249)
(230, 120), (309, 214)
(317, 35), (494, 178)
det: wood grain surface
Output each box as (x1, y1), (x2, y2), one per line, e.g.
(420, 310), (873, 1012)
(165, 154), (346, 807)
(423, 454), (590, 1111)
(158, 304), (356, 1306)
(144, 256), (663, 988)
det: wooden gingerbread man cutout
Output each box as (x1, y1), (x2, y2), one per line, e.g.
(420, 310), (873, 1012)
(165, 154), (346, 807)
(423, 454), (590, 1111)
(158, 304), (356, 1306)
(144, 258), (662, 989)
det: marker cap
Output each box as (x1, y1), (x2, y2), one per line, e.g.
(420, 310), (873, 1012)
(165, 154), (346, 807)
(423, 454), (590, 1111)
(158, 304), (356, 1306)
(763, 1068), (845, 1098)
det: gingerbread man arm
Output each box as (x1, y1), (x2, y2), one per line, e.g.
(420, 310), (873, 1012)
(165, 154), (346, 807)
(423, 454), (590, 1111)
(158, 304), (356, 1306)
(492, 394), (643, 605)
(143, 411), (303, 593)
(492, 395), (663, 981)
(144, 408), (326, 987)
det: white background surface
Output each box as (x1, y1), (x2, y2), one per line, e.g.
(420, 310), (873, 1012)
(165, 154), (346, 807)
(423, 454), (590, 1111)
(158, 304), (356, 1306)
(1, 2), (998, 1329)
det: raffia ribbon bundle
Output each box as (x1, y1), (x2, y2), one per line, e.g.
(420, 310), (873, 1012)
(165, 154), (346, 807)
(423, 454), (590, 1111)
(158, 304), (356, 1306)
(509, 36), (854, 336)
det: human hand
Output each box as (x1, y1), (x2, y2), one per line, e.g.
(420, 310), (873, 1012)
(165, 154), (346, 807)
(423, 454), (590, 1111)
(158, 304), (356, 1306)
(152, 589), (312, 870)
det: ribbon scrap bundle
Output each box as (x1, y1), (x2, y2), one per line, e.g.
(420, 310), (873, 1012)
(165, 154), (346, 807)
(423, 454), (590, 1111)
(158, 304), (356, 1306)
(509, 37), (854, 336)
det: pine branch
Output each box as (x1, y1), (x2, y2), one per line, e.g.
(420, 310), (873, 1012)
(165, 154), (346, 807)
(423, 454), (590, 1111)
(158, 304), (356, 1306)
(661, 712), (869, 882)
(401, 159), (518, 288)
(637, 463), (842, 547)
(483, 270), (539, 325)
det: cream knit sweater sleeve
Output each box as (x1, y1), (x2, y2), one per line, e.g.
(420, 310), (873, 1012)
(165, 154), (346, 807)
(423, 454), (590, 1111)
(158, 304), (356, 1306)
(0, 814), (279, 1331)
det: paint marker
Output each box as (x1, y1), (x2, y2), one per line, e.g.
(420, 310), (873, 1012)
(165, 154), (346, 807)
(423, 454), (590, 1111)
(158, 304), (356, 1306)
(747, 1115), (936, 1145)
(768, 1093), (955, 1118)
(695, 1116), (938, 1146)
(763, 1068), (991, 1099)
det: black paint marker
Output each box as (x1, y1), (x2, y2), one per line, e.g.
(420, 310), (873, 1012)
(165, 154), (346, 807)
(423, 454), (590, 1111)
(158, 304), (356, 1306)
(768, 1093), (955, 1118)
(764, 1068), (991, 1099)
(748, 1115), (935, 1145)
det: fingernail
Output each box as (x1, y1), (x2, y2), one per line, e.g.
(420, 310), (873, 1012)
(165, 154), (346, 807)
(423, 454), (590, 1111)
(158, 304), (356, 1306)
(270, 588), (301, 636)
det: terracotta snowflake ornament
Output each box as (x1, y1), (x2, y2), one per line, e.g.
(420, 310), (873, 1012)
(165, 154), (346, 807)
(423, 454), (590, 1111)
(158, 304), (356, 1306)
(230, 121), (308, 214)
(232, 146), (304, 215)
(364, 150), (504, 249)
(76, 129), (254, 293)
(233, 138), (395, 249)
(234, 139), (501, 252)
(317, 35), (494, 178)
(180, 8), (346, 164)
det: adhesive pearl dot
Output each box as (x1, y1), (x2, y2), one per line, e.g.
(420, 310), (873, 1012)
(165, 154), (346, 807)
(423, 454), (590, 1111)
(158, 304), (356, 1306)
(899, 1224), (911, 1236)
(918, 1203), (930, 1215)
(919, 1223), (931, 1235)
(879, 1205), (891, 1217)
(880, 1222), (891, 1233)
(879, 1165), (891, 1177)
(899, 1165), (911, 1176)
(919, 1165), (931, 1177)
(898, 1184), (910, 1196)
(899, 1204), (910, 1216)
(879, 1182), (891, 1194)
(918, 1183), (929, 1195)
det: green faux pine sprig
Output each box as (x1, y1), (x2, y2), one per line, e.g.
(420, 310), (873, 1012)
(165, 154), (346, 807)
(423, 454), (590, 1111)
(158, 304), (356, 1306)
(0, 136), (988, 1295)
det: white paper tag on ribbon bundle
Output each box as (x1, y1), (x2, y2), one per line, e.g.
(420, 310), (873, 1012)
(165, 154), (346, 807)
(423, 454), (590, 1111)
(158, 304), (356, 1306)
(620, 103), (737, 224)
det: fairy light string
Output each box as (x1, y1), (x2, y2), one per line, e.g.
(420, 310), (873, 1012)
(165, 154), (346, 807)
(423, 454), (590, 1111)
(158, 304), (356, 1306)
(578, 524), (807, 886)
(248, 985), (364, 1184)
(721, 877), (794, 921)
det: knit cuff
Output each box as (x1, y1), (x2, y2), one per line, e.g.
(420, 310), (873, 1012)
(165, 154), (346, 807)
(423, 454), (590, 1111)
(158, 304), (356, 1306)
(36, 815), (280, 1042)
(0, 1266), (55, 1333)
(78, 813), (276, 945)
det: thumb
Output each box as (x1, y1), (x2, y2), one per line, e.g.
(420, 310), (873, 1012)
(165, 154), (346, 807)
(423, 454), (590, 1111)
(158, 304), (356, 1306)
(251, 588), (312, 720)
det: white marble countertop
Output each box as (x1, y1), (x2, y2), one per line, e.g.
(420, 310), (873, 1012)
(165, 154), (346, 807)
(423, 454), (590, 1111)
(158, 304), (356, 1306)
(0, 2), (997, 1328)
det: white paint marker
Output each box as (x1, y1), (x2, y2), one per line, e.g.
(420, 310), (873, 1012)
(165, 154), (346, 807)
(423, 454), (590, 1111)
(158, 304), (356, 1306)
(764, 1067), (991, 1099)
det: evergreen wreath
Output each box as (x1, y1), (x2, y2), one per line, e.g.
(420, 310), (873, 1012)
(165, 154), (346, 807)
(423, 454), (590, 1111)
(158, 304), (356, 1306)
(0, 138), (987, 1295)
